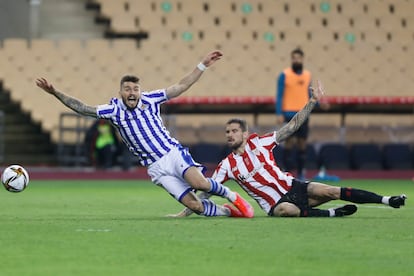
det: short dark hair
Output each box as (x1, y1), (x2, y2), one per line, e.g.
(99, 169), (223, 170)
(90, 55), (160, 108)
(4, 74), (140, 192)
(120, 75), (140, 89)
(291, 47), (304, 57)
(226, 118), (248, 132)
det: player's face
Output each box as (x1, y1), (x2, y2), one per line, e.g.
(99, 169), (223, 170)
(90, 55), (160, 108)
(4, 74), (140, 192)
(225, 123), (247, 150)
(291, 53), (304, 72)
(291, 53), (303, 65)
(120, 81), (141, 109)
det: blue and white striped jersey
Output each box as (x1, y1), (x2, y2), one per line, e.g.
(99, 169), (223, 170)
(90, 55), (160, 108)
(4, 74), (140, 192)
(96, 89), (180, 166)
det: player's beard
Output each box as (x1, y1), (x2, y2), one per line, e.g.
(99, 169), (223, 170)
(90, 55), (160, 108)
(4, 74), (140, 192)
(229, 140), (243, 151)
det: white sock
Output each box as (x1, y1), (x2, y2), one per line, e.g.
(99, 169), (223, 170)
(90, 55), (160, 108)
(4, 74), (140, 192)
(220, 205), (231, 216)
(328, 208), (335, 217)
(201, 199), (229, 216)
(382, 196), (390, 205)
(227, 190), (237, 202)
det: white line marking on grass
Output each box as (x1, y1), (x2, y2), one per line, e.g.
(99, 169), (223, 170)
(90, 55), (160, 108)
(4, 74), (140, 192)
(75, 228), (112, 232)
(324, 203), (411, 209)
(358, 205), (389, 209)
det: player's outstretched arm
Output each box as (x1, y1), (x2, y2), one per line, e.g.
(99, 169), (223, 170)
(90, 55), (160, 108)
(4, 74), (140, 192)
(166, 207), (195, 218)
(166, 51), (223, 99)
(275, 80), (325, 143)
(36, 77), (98, 118)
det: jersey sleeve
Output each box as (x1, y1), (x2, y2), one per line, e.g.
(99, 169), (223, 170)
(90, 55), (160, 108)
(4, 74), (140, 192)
(259, 131), (278, 148)
(96, 98), (118, 119)
(212, 159), (231, 183)
(143, 89), (168, 105)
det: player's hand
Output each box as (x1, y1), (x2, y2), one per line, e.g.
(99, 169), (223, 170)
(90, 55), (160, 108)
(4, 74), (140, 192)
(35, 77), (56, 94)
(166, 208), (194, 218)
(310, 80), (325, 102)
(201, 50), (223, 67)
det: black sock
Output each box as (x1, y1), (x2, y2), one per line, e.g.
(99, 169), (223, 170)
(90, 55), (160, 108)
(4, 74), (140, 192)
(300, 208), (330, 217)
(340, 187), (382, 204)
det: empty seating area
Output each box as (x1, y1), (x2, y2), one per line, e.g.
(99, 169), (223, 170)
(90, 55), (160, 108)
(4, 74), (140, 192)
(90, 0), (414, 96)
(270, 143), (414, 171)
(0, 0), (413, 150)
(187, 138), (414, 171)
(0, 38), (142, 141)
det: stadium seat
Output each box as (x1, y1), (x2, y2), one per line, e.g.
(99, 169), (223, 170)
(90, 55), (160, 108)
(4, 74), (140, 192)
(190, 143), (227, 164)
(308, 114), (342, 144)
(305, 144), (318, 170)
(350, 143), (383, 170)
(110, 15), (140, 33)
(382, 143), (413, 170)
(272, 144), (318, 171)
(97, 0), (126, 18)
(319, 143), (350, 170)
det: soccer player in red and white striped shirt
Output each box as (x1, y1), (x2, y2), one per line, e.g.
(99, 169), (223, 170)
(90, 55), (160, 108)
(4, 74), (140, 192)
(172, 81), (407, 218)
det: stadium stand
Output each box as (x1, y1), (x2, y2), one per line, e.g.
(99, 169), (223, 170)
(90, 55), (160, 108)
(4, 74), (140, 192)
(382, 143), (413, 170)
(274, 144), (319, 172)
(350, 143), (383, 170)
(319, 143), (350, 170)
(0, 0), (413, 167)
(0, 82), (55, 164)
(190, 142), (228, 164)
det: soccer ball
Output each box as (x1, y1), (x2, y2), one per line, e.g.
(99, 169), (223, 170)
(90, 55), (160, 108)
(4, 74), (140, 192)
(1, 165), (30, 192)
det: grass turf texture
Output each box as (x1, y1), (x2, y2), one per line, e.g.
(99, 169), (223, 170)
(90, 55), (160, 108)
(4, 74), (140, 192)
(0, 179), (413, 276)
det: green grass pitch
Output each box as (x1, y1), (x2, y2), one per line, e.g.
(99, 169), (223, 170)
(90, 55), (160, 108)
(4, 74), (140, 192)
(0, 179), (413, 276)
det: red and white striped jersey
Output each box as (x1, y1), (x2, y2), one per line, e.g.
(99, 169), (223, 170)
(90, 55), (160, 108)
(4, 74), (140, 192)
(212, 132), (294, 214)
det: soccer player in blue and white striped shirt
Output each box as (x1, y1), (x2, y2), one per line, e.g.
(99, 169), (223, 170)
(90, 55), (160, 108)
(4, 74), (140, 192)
(35, 50), (253, 218)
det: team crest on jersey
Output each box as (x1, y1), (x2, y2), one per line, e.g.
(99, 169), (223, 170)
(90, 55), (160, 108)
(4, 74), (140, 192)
(137, 101), (149, 110)
(237, 174), (247, 182)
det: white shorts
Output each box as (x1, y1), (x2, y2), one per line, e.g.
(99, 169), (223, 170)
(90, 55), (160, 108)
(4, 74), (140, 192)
(147, 146), (206, 201)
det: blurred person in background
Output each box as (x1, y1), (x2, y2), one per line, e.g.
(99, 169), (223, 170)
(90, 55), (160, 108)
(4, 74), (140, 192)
(275, 48), (328, 179)
(85, 119), (120, 170)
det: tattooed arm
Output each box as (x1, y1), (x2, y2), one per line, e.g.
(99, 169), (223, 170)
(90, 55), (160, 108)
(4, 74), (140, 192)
(36, 78), (97, 118)
(275, 80), (325, 143)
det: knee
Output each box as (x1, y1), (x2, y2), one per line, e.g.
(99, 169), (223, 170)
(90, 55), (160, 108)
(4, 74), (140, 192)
(273, 203), (300, 217)
(192, 178), (210, 190)
(325, 187), (340, 199)
(183, 167), (210, 190)
(309, 183), (340, 200)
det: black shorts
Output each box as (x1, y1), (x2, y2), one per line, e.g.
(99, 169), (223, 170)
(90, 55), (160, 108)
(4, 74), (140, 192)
(284, 117), (309, 139)
(269, 179), (310, 216)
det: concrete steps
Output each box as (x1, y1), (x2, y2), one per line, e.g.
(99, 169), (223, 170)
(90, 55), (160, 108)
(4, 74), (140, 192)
(0, 87), (56, 165)
(39, 0), (105, 39)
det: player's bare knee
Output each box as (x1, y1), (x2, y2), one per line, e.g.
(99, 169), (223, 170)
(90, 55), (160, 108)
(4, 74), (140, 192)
(309, 182), (340, 200)
(184, 167), (210, 190)
(273, 203), (300, 217)
(194, 179), (211, 190)
(326, 186), (340, 199)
